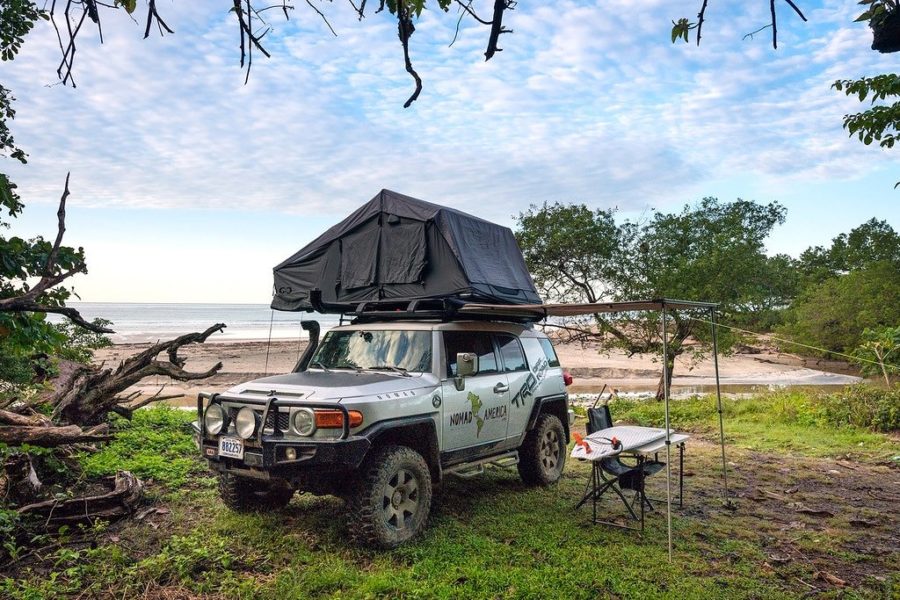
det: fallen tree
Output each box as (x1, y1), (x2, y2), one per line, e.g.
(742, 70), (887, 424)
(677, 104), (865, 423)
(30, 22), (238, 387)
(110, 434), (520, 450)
(0, 177), (224, 538)
(17, 471), (144, 525)
(49, 323), (226, 425)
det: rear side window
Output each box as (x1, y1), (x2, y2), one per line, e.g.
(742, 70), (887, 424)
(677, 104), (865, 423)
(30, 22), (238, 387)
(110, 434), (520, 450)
(538, 338), (561, 367)
(444, 331), (498, 376)
(496, 335), (528, 372)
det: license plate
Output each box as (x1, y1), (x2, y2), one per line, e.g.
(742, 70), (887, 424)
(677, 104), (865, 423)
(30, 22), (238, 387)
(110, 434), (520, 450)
(218, 437), (244, 460)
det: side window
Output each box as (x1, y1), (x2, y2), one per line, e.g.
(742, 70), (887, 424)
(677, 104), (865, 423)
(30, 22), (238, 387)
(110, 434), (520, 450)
(444, 331), (498, 376)
(538, 338), (561, 368)
(496, 334), (528, 372)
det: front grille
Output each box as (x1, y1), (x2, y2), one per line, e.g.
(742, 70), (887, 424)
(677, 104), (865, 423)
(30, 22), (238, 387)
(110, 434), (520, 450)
(228, 407), (290, 432)
(266, 411), (291, 431)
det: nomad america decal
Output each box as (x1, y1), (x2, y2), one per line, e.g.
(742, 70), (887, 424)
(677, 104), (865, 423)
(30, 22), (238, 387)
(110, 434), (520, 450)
(511, 357), (549, 408)
(447, 392), (507, 437)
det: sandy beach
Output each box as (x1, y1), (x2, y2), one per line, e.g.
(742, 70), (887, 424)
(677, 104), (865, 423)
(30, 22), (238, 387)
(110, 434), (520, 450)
(91, 335), (862, 407)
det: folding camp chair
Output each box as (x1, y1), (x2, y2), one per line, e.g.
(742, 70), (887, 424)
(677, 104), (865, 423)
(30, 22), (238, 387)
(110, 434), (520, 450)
(575, 400), (666, 531)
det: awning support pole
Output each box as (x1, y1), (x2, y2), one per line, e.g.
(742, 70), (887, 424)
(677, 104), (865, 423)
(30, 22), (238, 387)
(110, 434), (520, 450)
(662, 304), (673, 562)
(710, 307), (730, 505)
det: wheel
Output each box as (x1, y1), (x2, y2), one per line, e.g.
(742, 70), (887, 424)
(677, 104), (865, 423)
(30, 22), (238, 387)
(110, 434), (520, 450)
(348, 445), (433, 549)
(218, 473), (294, 512)
(517, 413), (566, 486)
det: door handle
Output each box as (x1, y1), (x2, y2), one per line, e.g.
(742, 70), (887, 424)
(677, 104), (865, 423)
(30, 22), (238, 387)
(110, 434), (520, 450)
(493, 383), (509, 394)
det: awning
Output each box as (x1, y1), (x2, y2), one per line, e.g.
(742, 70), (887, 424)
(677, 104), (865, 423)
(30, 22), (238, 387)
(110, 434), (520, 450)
(458, 298), (719, 319)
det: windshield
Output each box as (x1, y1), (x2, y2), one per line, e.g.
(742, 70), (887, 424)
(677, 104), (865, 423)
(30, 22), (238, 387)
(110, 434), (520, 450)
(311, 330), (432, 373)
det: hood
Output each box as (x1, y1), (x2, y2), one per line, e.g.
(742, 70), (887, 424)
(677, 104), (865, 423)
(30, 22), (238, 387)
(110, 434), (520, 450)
(227, 370), (438, 401)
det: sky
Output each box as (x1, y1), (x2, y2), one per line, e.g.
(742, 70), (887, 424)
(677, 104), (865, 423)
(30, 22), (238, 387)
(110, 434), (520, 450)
(2, 0), (899, 304)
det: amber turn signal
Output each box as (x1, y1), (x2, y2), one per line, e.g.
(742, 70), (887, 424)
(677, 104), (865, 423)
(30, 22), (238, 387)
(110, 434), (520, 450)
(315, 409), (364, 428)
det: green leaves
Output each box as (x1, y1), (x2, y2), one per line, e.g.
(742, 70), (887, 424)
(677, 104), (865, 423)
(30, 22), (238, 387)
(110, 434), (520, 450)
(671, 18), (696, 44)
(115, 0), (138, 15)
(0, 0), (47, 62)
(854, 0), (898, 24)
(833, 74), (900, 155)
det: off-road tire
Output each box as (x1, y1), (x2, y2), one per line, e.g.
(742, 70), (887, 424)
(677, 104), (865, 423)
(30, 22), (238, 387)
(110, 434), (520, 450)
(348, 445), (432, 549)
(517, 413), (566, 486)
(218, 473), (294, 512)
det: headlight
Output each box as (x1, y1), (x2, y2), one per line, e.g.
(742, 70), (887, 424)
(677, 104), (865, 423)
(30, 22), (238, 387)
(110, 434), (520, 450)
(204, 403), (227, 435)
(235, 407), (258, 439)
(292, 408), (316, 436)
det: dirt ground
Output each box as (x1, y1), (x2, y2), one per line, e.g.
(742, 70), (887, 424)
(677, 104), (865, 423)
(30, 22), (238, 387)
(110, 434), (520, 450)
(661, 436), (900, 592)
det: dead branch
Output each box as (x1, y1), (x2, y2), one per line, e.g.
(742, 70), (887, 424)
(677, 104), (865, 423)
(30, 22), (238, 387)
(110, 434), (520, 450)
(112, 386), (184, 420)
(397, 6), (421, 109)
(0, 175), (113, 334)
(696, 0), (708, 46)
(144, 0), (174, 39)
(0, 409), (52, 428)
(49, 324), (225, 425)
(305, 0), (337, 36)
(0, 423), (110, 447)
(17, 471), (143, 524)
(484, 0), (514, 61)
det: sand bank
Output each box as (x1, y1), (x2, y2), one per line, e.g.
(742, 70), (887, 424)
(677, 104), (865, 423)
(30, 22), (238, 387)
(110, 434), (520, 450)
(91, 335), (862, 406)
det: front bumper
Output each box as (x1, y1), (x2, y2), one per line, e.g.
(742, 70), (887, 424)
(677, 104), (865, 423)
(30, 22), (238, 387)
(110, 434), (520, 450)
(195, 392), (369, 477)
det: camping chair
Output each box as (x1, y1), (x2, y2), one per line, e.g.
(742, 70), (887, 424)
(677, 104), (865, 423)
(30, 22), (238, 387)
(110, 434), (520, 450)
(576, 400), (666, 530)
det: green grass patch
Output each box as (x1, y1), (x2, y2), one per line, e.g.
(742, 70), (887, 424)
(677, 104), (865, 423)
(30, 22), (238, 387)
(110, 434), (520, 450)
(3, 401), (898, 599)
(609, 387), (898, 458)
(77, 406), (203, 489)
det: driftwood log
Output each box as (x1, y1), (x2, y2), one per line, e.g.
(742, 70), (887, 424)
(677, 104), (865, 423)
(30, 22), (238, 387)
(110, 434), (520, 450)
(17, 471), (143, 524)
(0, 424), (110, 447)
(49, 323), (226, 425)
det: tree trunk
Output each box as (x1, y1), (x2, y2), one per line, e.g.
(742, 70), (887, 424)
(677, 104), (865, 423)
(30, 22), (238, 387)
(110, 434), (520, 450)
(0, 424), (110, 447)
(47, 323), (225, 425)
(655, 353), (676, 402)
(654, 319), (693, 402)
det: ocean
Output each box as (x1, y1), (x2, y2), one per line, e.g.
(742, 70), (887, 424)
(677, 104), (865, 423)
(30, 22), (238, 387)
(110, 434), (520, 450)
(54, 303), (342, 343)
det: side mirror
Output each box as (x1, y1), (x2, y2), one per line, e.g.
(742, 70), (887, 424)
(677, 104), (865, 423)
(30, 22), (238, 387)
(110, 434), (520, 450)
(456, 352), (479, 377)
(454, 352), (478, 391)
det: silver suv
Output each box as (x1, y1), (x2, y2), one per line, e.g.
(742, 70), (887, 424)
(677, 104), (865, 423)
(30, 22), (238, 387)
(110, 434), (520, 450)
(194, 319), (572, 548)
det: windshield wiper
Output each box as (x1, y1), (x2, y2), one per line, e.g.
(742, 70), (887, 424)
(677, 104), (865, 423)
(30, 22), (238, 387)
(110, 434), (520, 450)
(311, 361), (331, 373)
(368, 365), (411, 377)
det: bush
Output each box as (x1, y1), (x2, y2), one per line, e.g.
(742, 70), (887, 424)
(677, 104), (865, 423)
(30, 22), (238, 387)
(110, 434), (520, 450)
(818, 384), (900, 433)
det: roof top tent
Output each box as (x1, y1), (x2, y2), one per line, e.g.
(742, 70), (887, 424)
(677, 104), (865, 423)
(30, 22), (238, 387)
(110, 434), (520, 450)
(271, 189), (542, 315)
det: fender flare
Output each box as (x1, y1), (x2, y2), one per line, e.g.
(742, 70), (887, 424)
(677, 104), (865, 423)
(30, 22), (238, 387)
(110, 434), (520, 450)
(526, 393), (570, 443)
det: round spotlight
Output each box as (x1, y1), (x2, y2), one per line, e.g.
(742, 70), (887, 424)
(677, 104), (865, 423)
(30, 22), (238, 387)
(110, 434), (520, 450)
(204, 403), (226, 435)
(284, 447), (297, 461)
(235, 407), (258, 439)
(292, 408), (316, 437)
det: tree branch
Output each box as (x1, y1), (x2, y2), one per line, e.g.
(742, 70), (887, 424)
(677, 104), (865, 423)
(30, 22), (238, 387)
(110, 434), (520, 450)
(696, 0), (708, 46)
(305, 0), (337, 36)
(144, 0), (175, 39)
(0, 423), (110, 447)
(397, 7), (422, 108)
(484, 0), (514, 61)
(0, 299), (114, 334)
(454, 0), (492, 25)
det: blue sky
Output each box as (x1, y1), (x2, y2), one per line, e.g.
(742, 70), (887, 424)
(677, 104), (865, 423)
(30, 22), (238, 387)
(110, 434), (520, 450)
(3, 0), (899, 303)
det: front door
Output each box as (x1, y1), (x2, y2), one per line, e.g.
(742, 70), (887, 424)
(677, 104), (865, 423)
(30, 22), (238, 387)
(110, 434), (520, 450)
(440, 331), (510, 452)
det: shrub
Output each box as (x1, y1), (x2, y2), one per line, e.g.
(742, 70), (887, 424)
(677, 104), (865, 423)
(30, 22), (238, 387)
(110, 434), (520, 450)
(818, 384), (900, 433)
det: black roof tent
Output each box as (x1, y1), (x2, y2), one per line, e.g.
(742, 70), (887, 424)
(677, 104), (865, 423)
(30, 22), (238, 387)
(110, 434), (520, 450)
(271, 189), (542, 314)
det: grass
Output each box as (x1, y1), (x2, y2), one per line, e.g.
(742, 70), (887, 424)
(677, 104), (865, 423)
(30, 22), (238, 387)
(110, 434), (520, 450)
(604, 388), (899, 459)
(2, 395), (898, 599)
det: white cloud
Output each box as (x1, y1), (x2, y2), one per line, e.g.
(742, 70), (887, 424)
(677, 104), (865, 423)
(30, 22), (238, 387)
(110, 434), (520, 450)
(2, 1), (897, 237)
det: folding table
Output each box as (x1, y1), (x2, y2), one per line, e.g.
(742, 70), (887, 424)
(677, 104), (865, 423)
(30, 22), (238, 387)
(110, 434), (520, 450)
(573, 426), (689, 532)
